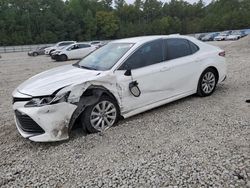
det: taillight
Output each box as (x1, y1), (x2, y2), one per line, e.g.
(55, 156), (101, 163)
(219, 51), (225, 57)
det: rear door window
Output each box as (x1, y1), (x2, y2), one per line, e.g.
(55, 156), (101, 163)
(59, 42), (74, 46)
(164, 38), (192, 60)
(79, 44), (91, 48)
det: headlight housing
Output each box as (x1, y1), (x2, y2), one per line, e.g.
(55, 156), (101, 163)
(25, 91), (70, 107)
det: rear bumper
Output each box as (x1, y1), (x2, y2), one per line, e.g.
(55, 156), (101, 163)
(217, 58), (227, 84)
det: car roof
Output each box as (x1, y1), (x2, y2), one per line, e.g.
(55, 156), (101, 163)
(76, 42), (90, 45)
(58, 41), (76, 43)
(111, 35), (193, 44)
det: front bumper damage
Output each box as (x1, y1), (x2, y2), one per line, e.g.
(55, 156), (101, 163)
(13, 101), (77, 142)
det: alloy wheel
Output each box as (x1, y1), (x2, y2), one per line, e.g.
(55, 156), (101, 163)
(201, 72), (216, 94)
(90, 101), (117, 131)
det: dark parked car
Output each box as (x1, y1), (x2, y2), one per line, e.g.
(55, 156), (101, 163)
(28, 46), (50, 56)
(239, 30), (247, 38)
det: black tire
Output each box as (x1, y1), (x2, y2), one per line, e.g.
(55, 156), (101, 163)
(59, 54), (68, 61)
(197, 68), (218, 97)
(33, 52), (39, 56)
(81, 95), (119, 133)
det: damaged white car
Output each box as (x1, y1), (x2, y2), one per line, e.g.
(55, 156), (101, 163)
(12, 35), (227, 142)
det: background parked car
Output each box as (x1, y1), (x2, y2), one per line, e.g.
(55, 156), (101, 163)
(195, 33), (207, 40)
(89, 41), (107, 48)
(226, 31), (241, 40)
(214, 31), (232, 41)
(226, 30), (247, 40)
(240, 30), (248, 37)
(44, 41), (76, 55)
(28, 46), (50, 56)
(51, 42), (97, 61)
(201, 32), (219, 41)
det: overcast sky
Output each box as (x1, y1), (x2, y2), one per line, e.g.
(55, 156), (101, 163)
(125, 0), (212, 5)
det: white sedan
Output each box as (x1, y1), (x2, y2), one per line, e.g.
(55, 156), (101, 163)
(225, 31), (243, 40)
(51, 43), (97, 61)
(44, 41), (76, 55)
(12, 35), (227, 142)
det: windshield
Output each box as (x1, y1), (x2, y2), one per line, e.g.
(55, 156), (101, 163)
(58, 45), (71, 50)
(77, 43), (134, 71)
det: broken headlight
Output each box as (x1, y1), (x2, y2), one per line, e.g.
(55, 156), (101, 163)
(25, 91), (70, 107)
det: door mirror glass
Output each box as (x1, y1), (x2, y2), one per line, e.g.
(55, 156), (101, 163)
(129, 81), (141, 97)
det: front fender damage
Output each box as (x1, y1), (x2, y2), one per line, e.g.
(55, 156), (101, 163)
(68, 87), (104, 132)
(63, 75), (122, 137)
(29, 72), (123, 141)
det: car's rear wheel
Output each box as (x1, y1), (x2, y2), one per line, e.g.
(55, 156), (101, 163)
(197, 68), (218, 97)
(81, 95), (119, 133)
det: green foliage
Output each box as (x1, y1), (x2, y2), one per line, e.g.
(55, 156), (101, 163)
(96, 11), (119, 39)
(0, 0), (249, 45)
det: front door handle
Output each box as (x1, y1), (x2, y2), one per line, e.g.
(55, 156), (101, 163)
(160, 67), (171, 72)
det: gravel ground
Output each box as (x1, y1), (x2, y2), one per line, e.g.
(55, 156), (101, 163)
(0, 38), (249, 188)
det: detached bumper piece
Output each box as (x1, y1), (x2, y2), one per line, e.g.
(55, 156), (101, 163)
(15, 110), (45, 134)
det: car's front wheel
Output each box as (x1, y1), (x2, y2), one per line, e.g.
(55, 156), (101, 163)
(197, 68), (218, 97)
(58, 54), (68, 61)
(81, 95), (119, 133)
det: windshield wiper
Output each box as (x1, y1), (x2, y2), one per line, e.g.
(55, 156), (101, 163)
(80, 65), (97, 70)
(73, 62), (98, 70)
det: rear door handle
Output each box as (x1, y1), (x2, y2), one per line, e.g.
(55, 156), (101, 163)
(160, 67), (171, 72)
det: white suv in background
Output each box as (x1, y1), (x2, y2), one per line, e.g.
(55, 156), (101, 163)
(44, 41), (76, 55)
(51, 43), (97, 61)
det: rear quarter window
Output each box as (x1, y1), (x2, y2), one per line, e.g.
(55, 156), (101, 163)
(189, 41), (199, 54)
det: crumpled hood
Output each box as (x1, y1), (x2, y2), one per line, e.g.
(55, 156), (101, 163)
(17, 65), (101, 96)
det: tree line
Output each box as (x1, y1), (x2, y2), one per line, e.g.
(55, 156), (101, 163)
(0, 0), (249, 45)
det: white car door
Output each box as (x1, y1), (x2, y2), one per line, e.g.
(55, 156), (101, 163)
(115, 39), (175, 112)
(66, 45), (79, 59)
(160, 38), (201, 96)
(78, 44), (94, 59)
(115, 38), (200, 113)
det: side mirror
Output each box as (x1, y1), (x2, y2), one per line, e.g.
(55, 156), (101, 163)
(123, 63), (132, 76)
(124, 69), (131, 76)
